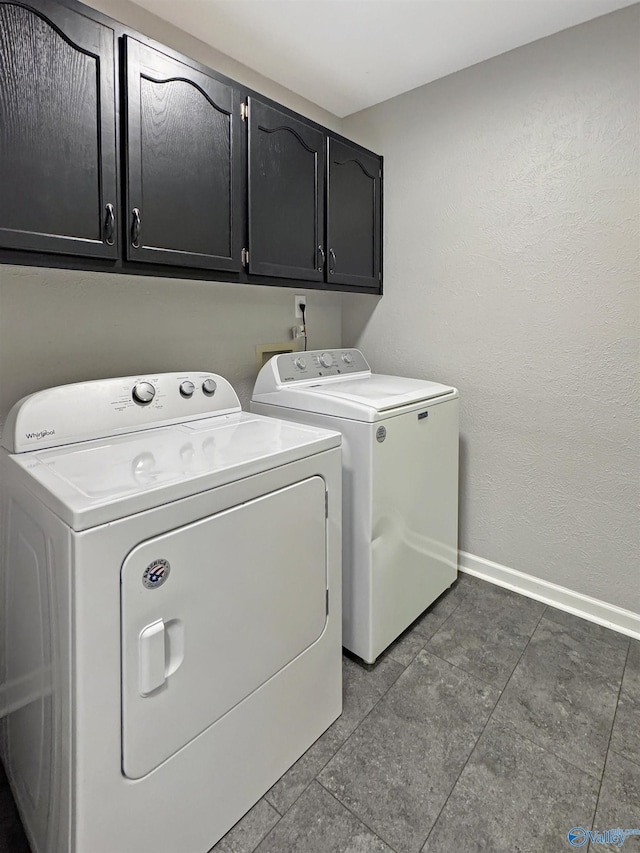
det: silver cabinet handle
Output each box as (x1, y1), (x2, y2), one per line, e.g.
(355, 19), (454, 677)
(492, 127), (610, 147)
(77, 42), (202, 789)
(317, 245), (326, 271)
(329, 248), (336, 274)
(131, 208), (141, 249)
(104, 203), (115, 246)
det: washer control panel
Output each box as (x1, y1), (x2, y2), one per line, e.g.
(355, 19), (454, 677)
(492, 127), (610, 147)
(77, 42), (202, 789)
(276, 349), (370, 383)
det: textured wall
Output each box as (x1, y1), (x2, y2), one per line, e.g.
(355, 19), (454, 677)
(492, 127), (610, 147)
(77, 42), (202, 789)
(342, 6), (640, 612)
(0, 266), (341, 426)
(0, 0), (343, 428)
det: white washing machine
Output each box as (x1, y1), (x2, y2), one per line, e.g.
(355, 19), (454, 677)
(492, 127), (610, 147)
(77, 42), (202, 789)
(252, 349), (459, 664)
(0, 371), (342, 853)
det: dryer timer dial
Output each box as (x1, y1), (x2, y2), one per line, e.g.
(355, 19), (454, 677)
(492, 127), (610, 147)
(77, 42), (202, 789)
(319, 352), (333, 368)
(132, 381), (156, 405)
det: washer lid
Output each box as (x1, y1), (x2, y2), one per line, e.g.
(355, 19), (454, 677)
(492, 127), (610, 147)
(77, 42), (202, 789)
(254, 374), (456, 421)
(307, 375), (454, 410)
(3, 412), (340, 531)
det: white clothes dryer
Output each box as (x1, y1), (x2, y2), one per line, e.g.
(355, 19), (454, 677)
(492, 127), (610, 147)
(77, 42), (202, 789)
(0, 371), (342, 853)
(252, 349), (459, 664)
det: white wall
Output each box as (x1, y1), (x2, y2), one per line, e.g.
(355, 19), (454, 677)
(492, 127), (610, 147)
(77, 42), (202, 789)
(342, 6), (640, 613)
(0, 0), (343, 428)
(0, 266), (342, 424)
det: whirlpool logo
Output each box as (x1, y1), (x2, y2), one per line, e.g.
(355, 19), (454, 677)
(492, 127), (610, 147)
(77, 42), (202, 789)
(25, 429), (56, 441)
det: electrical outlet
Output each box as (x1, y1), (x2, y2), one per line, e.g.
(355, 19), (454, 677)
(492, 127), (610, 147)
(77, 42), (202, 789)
(295, 294), (306, 319)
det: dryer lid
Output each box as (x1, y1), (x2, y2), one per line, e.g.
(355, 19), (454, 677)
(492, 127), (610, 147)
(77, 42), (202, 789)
(3, 413), (340, 530)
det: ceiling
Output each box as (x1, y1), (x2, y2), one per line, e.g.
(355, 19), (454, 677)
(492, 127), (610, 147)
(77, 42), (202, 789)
(129, 0), (638, 117)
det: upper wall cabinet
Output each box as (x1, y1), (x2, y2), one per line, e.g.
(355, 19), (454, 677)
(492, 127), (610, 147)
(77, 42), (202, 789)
(124, 37), (242, 271)
(0, 0), (118, 257)
(248, 98), (325, 282)
(327, 138), (382, 290)
(0, 0), (382, 292)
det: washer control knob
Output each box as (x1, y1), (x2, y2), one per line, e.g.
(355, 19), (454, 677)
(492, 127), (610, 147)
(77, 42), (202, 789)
(342, 352), (353, 364)
(132, 381), (156, 405)
(319, 352), (333, 368)
(202, 378), (217, 396)
(295, 357), (307, 369)
(179, 380), (195, 398)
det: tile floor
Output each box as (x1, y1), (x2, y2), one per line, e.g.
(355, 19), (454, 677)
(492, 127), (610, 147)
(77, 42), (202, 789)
(1, 574), (638, 852)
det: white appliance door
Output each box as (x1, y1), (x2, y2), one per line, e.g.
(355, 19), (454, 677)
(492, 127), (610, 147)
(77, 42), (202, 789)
(121, 476), (327, 779)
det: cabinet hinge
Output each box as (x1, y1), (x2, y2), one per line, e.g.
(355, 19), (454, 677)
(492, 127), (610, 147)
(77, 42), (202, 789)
(241, 247), (249, 266)
(241, 102), (248, 121)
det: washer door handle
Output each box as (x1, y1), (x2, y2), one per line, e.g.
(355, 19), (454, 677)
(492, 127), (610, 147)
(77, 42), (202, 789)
(139, 619), (166, 696)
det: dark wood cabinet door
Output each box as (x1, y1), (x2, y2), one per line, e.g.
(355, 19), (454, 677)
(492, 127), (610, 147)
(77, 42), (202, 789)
(327, 138), (382, 290)
(124, 37), (241, 272)
(0, 0), (118, 258)
(248, 98), (325, 282)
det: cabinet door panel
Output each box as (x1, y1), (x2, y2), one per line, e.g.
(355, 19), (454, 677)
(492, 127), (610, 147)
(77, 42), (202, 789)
(125, 37), (241, 271)
(0, 0), (118, 257)
(327, 138), (381, 290)
(248, 98), (324, 281)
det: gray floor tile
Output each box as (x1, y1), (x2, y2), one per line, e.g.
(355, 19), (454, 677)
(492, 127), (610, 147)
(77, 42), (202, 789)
(610, 640), (640, 766)
(425, 580), (544, 689)
(422, 718), (599, 853)
(332, 656), (406, 741)
(256, 782), (393, 853)
(543, 607), (631, 652)
(386, 628), (427, 667)
(265, 655), (404, 814)
(265, 726), (345, 816)
(318, 650), (498, 853)
(211, 799), (280, 853)
(590, 752), (640, 850)
(449, 573), (528, 611)
(493, 617), (627, 778)
(410, 577), (463, 640)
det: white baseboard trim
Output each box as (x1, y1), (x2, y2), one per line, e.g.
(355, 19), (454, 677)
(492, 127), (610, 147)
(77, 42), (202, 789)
(458, 551), (640, 642)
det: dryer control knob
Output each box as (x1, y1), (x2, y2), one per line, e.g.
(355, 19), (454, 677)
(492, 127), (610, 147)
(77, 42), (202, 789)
(202, 378), (217, 396)
(295, 357), (307, 369)
(179, 380), (195, 398)
(132, 381), (156, 405)
(319, 352), (333, 368)
(342, 352), (353, 364)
